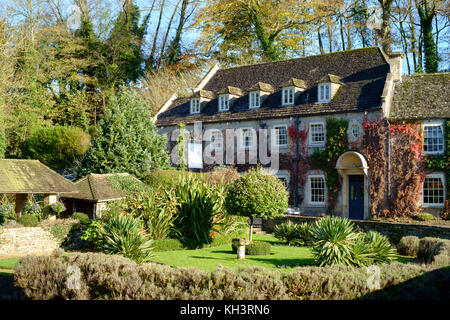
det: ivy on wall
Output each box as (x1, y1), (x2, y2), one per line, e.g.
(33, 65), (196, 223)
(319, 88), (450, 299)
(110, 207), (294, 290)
(311, 118), (349, 214)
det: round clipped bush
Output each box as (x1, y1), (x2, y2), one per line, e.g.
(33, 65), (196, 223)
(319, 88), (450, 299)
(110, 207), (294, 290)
(397, 236), (420, 257)
(245, 241), (271, 256)
(225, 167), (289, 241)
(417, 213), (434, 221)
(72, 212), (90, 225)
(18, 215), (39, 227)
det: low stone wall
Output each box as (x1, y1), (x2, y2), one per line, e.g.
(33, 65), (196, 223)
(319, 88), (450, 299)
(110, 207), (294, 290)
(0, 226), (60, 257)
(262, 215), (450, 244)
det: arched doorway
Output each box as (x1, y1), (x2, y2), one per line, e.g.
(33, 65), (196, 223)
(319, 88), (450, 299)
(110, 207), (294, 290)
(336, 151), (369, 220)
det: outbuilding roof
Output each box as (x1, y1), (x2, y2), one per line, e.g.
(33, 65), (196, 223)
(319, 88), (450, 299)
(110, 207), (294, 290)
(389, 73), (450, 120)
(0, 159), (76, 194)
(65, 173), (144, 202)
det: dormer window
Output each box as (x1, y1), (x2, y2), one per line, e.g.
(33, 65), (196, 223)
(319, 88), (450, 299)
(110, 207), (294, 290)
(190, 98), (200, 114)
(282, 87), (295, 106)
(318, 83), (331, 102)
(249, 91), (260, 109)
(219, 95), (229, 112)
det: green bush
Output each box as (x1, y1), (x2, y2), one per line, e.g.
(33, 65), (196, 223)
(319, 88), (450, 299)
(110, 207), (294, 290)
(397, 236), (420, 257)
(417, 213), (435, 221)
(417, 237), (450, 265)
(173, 175), (225, 248)
(18, 215), (39, 227)
(274, 221), (314, 246)
(80, 219), (106, 249)
(145, 169), (205, 190)
(310, 216), (359, 266)
(14, 251), (450, 300)
(21, 125), (91, 170)
(225, 167), (289, 240)
(152, 238), (184, 252)
(72, 212), (90, 226)
(99, 214), (153, 264)
(246, 241), (271, 256)
(351, 231), (397, 267)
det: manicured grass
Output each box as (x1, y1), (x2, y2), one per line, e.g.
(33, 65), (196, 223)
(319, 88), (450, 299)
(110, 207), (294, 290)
(151, 234), (316, 272)
(0, 257), (20, 271)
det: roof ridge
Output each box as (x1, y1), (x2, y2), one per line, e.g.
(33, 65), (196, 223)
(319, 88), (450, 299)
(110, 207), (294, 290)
(87, 175), (98, 201)
(219, 47), (381, 72)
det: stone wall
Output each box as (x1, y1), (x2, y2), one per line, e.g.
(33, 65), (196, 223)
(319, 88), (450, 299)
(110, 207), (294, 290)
(262, 215), (450, 244)
(0, 227), (60, 257)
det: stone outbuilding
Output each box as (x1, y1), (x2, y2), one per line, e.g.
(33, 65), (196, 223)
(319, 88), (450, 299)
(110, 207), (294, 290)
(0, 159), (76, 218)
(61, 173), (144, 219)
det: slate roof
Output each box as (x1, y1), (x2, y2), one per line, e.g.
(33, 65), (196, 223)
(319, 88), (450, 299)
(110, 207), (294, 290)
(0, 159), (76, 194)
(65, 173), (143, 202)
(389, 73), (450, 120)
(156, 47), (390, 126)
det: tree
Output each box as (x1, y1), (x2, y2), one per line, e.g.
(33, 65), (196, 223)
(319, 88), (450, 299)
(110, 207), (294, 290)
(224, 168), (289, 241)
(21, 126), (91, 171)
(75, 88), (170, 180)
(194, 0), (322, 63)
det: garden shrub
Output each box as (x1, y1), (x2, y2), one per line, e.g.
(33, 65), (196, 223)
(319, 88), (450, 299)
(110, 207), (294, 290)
(173, 175), (226, 248)
(417, 237), (450, 265)
(71, 212), (90, 226)
(80, 219), (106, 249)
(416, 213), (435, 221)
(310, 216), (359, 266)
(17, 215), (39, 227)
(246, 241), (271, 256)
(98, 214), (153, 264)
(225, 167), (289, 241)
(145, 169), (204, 190)
(204, 167), (240, 187)
(310, 216), (396, 267)
(397, 236), (420, 257)
(152, 238), (183, 252)
(14, 251), (450, 300)
(274, 221), (300, 244)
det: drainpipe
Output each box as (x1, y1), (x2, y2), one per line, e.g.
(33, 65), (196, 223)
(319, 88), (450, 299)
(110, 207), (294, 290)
(386, 119), (391, 208)
(294, 116), (301, 209)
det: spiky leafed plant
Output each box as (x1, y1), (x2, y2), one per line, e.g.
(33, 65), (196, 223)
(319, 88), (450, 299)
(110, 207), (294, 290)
(173, 175), (224, 248)
(351, 231), (397, 267)
(100, 213), (153, 264)
(310, 216), (359, 266)
(274, 221), (301, 245)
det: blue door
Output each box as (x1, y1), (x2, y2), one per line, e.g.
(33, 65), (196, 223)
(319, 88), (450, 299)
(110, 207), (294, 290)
(349, 175), (364, 220)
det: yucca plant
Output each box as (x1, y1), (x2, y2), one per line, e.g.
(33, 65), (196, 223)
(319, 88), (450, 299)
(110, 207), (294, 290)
(274, 221), (301, 244)
(173, 175), (224, 248)
(296, 222), (314, 246)
(355, 231), (397, 265)
(100, 214), (153, 264)
(310, 216), (359, 266)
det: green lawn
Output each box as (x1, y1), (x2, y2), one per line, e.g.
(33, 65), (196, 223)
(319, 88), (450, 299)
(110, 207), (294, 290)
(151, 234), (316, 272)
(0, 257), (20, 270)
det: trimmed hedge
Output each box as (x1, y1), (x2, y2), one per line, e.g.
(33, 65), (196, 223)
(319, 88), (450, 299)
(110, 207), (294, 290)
(152, 239), (184, 252)
(17, 215), (39, 227)
(246, 241), (271, 256)
(71, 213), (90, 226)
(397, 236), (420, 257)
(14, 251), (449, 300)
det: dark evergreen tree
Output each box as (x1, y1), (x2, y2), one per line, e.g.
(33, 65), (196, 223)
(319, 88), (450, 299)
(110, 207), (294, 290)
(75, 88), (170, 180)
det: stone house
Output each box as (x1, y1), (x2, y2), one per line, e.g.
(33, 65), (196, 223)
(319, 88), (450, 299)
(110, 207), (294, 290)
(155, 47), (448, 220)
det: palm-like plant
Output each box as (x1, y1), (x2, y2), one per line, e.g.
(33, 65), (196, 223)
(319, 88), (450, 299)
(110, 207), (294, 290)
(352, 231), (397, 266)
(310, 216), (359, 266)
(100, 214), (153, 264)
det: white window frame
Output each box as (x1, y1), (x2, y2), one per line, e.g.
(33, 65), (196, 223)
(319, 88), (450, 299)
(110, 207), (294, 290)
(210, 129), (223, 151)
(239, 127), (255, 150)
(318, 83), (331, 103)
(282, 87), (295, 106)
(190, 98), (200, 114)
(422, 173), (446, 208)
(423, 121), (445, 155)
(309, 122), (326, 146)
(249, 91), (261, 109)
(308, 174), (327, 206)
(219, 94), (230, 112)
(272, 125), (288, 148)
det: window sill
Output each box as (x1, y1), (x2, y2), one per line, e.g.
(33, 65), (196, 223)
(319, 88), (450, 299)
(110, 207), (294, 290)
(422, 204), (445, 208)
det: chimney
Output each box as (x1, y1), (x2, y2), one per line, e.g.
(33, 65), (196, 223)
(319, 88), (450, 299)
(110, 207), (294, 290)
(388, 52), (404, 82)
